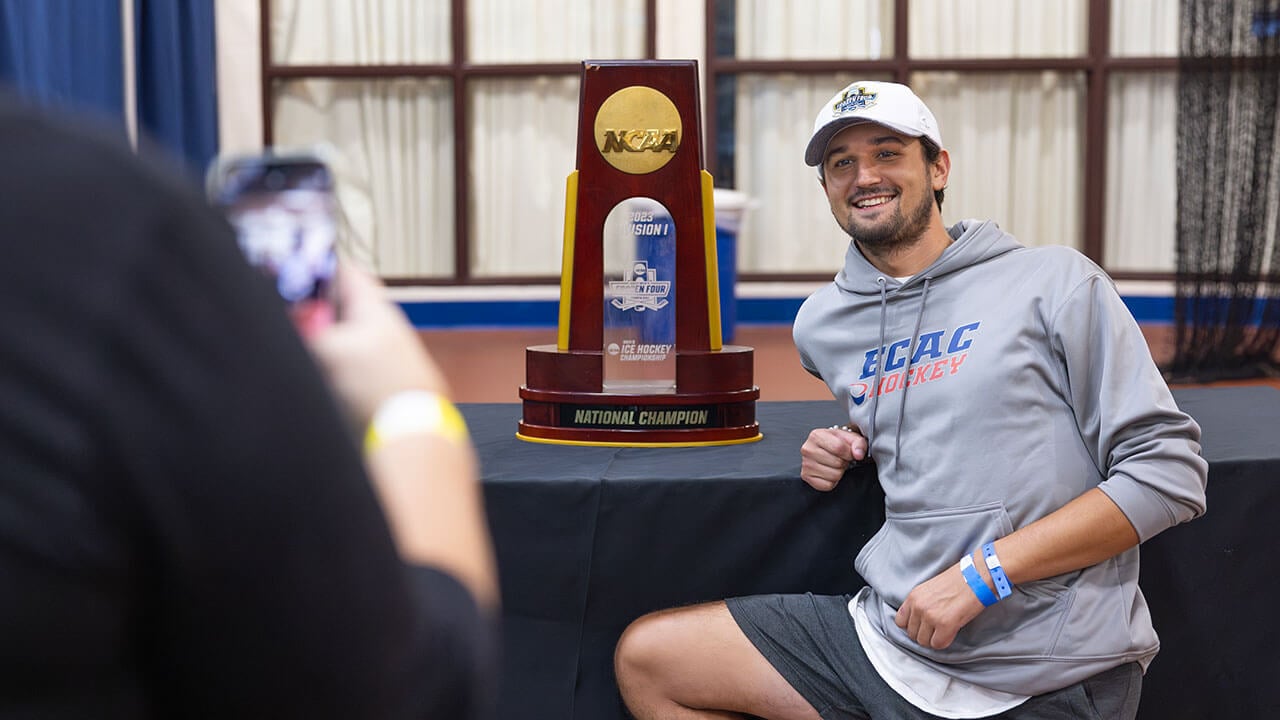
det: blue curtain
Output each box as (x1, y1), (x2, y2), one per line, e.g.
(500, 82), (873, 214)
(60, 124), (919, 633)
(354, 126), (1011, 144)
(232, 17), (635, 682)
(134, 0), (219, 175)
(0, 0), (124, 121)
(0, 0), (220, 174)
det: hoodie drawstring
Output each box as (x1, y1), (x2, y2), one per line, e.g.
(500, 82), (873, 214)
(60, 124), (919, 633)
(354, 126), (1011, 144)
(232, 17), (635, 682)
(866, 276), (932, 465)
(867, 277), (888, 451)
(895, 276), (932, 461)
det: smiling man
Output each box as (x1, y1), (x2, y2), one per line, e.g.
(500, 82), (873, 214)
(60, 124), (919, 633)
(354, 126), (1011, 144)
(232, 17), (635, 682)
(808, 84), (949, 266)
(613, 81), (1208, 720)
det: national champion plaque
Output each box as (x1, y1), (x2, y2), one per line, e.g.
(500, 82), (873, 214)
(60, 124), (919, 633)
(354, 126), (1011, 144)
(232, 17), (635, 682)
(518, 60), (760, 446)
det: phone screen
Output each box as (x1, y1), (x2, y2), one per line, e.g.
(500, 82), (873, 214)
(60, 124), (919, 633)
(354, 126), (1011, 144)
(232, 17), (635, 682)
(212, 156), (338, 338)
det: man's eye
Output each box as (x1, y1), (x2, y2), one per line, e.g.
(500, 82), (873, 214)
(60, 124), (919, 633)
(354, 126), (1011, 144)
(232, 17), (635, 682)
(878, 151), (898, 159)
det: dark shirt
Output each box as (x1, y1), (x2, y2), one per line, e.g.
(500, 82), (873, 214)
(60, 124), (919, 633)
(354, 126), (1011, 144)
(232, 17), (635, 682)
(0, 102), (490, 719)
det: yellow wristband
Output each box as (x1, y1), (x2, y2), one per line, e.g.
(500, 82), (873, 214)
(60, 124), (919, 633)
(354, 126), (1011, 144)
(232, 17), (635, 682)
(364, 390), (469, 453)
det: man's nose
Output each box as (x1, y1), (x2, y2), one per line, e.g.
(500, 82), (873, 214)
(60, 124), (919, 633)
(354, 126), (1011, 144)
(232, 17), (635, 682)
(854, 162), (882, 187)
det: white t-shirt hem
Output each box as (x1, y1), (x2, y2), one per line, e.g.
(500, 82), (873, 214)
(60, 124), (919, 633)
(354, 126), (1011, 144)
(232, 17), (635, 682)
(850, 588), (1031, 719)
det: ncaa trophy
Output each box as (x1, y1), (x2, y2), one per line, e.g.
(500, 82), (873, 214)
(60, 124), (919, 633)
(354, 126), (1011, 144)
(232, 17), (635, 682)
(518, 60), (760, 446)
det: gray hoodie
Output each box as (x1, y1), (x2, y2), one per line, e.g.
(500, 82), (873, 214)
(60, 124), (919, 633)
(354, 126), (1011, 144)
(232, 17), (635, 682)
(793, 219), (1208, 695)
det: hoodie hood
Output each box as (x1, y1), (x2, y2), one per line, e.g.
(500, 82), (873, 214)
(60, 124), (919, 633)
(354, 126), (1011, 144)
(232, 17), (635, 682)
(821, 219), (1022, 462)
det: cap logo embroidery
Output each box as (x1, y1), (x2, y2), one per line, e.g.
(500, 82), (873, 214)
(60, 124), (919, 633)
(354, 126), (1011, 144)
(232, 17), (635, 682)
(833, 86), (878, 116)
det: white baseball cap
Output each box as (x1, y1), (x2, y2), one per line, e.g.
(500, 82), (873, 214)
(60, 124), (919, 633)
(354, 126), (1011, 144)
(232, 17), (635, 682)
(805, 81), (943, 167)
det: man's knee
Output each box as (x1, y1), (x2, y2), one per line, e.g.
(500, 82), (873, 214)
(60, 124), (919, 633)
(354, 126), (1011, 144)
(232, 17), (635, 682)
(615, 608), (676, 683)
(615, 602), (727, 686)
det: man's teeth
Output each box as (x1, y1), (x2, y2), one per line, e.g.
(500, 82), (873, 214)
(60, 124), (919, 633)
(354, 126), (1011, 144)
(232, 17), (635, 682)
(855, 196), (892, 208)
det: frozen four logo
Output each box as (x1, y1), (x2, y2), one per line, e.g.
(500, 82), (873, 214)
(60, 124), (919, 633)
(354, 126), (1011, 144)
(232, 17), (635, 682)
(609, 261), (671, 312)
(833, 85), (879, 116)
(848, 322), (980, 406)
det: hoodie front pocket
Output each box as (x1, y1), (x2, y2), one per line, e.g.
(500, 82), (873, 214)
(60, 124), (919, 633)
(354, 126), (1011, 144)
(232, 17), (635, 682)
(855, 500), (1075, 660)
(855, 500), (1015, 607)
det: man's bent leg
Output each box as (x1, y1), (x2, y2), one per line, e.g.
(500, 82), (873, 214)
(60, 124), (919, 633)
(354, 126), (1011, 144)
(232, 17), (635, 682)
(615, 600), (823, 720)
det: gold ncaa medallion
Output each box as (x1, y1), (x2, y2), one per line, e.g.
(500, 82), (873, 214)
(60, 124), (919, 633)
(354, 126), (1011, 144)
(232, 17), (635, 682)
(594, 86), (682, 175)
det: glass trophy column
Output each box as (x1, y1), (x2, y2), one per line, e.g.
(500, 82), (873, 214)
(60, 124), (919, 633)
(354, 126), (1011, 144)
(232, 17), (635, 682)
(603, 198), (676, 393)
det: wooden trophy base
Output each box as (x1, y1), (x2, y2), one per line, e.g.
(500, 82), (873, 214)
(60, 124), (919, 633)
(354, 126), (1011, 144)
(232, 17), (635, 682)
(518, 344), (762, 447)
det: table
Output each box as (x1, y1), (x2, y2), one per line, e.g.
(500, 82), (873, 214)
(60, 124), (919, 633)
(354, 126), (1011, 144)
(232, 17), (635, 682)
(466, 387), (1280, 719)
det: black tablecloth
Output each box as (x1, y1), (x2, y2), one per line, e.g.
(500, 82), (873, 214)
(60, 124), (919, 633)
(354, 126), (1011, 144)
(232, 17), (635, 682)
(465, 387), (1280, 719)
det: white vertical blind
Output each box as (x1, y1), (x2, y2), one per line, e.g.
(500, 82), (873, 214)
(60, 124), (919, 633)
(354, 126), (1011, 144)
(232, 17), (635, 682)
(1105, 0), (1180, 271)
(274, 79), (455, 276)
(214, 0), (263, 154)
(910, 72), (1084, 251)
(734, 0), (893, 60)
(463, 0), (642, 275)
(909, 0), (1086, 58)
(467, 0), (645, 62)
(1111, 0), (1180, 56)
(241, 0), (1185, 279)
(270, 0), (450, 65)
(268, 0), (637, 277)
(734, 73), (881, 273)
(731, 1), (1087, 265)
(468, 76), (580, 277)
(726, 1), (1177, 273)
(1105, 73), (1177, 272)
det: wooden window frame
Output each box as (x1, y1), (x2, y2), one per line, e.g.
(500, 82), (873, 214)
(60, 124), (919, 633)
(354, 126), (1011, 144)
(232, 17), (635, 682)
(704, 0), (1179, 283)
(259, 0), (658, 285)
(260, 0), (1178, 284)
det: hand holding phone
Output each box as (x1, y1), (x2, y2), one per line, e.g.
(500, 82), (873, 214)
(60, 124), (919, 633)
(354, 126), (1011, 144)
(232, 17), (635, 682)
(208, 150), (339, 338)
(307, 262), (452, 427)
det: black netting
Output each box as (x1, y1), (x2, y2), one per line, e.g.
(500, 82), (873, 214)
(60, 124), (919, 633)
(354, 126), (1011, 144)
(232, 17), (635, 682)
(1171, 0), (1280, 381)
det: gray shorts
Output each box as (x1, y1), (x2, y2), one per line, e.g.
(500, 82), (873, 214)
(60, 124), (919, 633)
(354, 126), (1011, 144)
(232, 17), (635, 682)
(726, 593), (1142, 720)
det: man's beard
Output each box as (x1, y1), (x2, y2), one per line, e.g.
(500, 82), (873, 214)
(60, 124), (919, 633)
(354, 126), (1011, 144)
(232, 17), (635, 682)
(840, 187), (935, 251)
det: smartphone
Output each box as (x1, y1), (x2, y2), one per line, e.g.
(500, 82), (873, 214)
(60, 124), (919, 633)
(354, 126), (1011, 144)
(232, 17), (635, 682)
(208, 151), (339, 338)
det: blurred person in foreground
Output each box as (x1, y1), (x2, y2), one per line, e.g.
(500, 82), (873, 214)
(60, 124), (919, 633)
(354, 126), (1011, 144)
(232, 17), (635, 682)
(614, 81), (1208, 719)
(0, 97), (496, 718)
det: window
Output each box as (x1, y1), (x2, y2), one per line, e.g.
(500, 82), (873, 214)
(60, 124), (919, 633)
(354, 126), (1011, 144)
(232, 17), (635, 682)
(707, 0), (1181, 280)
(263, 0), (652, 282)
(258, 0), (1182, 283)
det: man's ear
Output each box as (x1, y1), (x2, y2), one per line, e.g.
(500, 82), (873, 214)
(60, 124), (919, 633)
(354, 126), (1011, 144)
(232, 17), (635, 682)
(932, 148), (951, 192)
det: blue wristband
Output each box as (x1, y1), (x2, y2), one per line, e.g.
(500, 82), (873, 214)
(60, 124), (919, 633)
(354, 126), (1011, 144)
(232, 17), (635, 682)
(982, 541), (1013, 600)
(960, 553), (999, 607)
